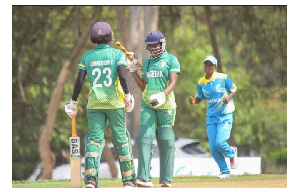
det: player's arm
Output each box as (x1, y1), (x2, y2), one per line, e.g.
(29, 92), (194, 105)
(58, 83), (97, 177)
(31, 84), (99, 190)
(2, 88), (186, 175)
(131, 63), (147, 92)
(65, 69), (86, 118)
(164, 73), (178, 95)
(189, 82), (203, 105)
(223, 75), (238, 104)
(117, 57), (134, 112)
(165, 56), (180, 95)
(72, 69), (87, 101)
(117, 65), (129, 94)
(222, 89), (237, 104)
(189, 96), (201, 105)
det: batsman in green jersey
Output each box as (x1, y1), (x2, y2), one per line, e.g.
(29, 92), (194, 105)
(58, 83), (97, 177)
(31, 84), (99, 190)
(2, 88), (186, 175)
(65, 22), (136, 188)
(128, 30), (180, 187)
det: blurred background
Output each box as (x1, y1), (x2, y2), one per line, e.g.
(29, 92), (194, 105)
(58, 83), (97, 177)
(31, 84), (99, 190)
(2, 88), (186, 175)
(12, 6), (287, 181)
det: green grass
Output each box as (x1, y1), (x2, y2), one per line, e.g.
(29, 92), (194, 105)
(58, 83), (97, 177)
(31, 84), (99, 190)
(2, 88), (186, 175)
(12, 174), (287, 188)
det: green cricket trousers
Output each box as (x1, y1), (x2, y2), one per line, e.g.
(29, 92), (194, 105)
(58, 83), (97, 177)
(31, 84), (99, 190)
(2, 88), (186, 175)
(136, 101), (176, 183)
(84, 108), (135, 187)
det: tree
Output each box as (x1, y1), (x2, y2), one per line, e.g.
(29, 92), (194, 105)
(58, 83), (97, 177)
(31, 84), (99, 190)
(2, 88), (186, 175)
(39, 6), (102, 179)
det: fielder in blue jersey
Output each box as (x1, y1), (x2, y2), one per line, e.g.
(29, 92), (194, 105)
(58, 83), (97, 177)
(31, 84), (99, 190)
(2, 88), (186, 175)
(189, 55), (238, 179)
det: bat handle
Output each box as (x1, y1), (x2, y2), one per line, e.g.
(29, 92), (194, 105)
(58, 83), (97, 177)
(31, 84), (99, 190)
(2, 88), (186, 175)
(72, 116), (77, 137)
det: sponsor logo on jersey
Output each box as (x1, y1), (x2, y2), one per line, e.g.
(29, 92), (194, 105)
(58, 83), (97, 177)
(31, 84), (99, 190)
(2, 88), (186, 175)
(89, 60), (113, 67)
(207, 98), (222, 103)
(147, 70), (163, 78)
(215, 84), (223, 92)
(161, 61), (166, 67)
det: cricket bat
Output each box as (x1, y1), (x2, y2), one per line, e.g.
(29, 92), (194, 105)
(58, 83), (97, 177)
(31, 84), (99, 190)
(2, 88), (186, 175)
(115, 41), (133, 60)
(115, 41), (142, 70)
(70, 116), (82, 188)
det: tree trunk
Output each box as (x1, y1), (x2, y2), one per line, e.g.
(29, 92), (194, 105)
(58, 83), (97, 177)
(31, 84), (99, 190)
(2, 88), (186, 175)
(205, 6), (235, 146)
(39, 6), (102, 180)
(204, 6), (223, 72)
(115, 6), (133, 51)
(145, 6), (159, 35)
(129, 6), (145, 157)
(17, 44), (27, 103)
(115, 6), (159, 158)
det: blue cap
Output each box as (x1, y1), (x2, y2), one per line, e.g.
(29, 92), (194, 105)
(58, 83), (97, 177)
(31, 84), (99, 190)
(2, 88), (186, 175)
(204, 55), (217, 67)
(145, 31), (165, 44)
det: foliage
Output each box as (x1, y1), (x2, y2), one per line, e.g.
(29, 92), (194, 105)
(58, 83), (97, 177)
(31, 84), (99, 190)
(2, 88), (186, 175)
(12, 6), (287, 180)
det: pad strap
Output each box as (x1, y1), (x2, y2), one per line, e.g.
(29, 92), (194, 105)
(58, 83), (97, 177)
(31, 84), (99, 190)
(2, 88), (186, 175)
(119, 154), (132, 162)
(85, 169), (97, 176)
(85, 152), (99, 158)
(122, 170), (133, 177)
(116, 142), (129, 149)
(87, 141), (101, 148)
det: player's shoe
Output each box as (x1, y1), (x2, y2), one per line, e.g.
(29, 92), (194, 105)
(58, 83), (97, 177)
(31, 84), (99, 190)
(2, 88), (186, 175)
(123, 180), (136, 188)
(216, 173), (231, 179)
(230, 146), (238, 169)
(86, 177), (96, 188)
(161, 179), (172, 187)
(137, 177), (153, 187)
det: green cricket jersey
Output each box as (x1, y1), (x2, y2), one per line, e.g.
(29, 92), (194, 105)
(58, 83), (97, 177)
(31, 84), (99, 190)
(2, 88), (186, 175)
(78, 44), (127, 109)
(142, 51), (180, 109)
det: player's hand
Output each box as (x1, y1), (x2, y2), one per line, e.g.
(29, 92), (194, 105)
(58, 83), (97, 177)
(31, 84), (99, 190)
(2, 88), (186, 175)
(125, 52), (138, 69)
(222, 97), (229, 104)
(150, 92), (166, 108)
(65, 100), (78, 118)
(189, 96), (195, 105)
(124, 93), (134, 112)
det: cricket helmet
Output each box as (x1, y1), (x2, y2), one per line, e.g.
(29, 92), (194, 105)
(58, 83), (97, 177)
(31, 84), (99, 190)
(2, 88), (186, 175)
(145, 30), (166, 59)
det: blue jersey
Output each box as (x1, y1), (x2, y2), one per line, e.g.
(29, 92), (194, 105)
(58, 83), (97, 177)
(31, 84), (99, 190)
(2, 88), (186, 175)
(196, 72), (237, 116)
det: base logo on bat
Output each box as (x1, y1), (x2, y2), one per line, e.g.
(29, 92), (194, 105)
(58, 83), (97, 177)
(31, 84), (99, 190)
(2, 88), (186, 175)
(70, 137), (80, 157)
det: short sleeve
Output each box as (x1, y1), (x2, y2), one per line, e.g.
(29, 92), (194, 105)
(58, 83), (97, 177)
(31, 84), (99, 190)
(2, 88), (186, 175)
(225, 75), (237, 93)
(196, 83), (205, 100)
(170, 56), (180, 74)
(116, 50), (127, 67)
(78, 55), (86, 71)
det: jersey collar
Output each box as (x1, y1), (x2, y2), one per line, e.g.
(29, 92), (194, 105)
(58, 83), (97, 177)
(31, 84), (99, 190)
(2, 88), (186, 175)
(159, 50), (169, 59)
(95, 44), (111, 49)
(203, 71), (216, 85)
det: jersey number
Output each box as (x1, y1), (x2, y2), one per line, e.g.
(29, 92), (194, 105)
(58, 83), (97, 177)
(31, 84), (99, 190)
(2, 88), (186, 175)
(92, 67), (112, 87)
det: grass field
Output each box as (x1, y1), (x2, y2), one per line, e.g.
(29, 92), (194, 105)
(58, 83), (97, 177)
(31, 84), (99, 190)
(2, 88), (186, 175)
(12, 174), (287, 188)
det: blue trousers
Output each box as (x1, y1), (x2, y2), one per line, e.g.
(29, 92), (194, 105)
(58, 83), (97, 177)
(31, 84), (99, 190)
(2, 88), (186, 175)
(206, 113), (235, 174)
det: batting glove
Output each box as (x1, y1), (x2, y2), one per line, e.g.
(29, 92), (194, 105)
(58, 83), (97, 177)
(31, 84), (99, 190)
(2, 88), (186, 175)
(125, 52), (138, 70)
(124, 93), (134, 112)
(150, 92), (166, 108)
(65, 100), (78, 118)
(130, 65), (138, 73)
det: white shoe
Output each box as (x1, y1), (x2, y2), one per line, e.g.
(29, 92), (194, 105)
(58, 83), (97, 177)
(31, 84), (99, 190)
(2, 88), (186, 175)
(161, 179), (172, 187)
(230, 146), (238, 169)
(137, 178), (153, 187)
(216, 173), (231, 179)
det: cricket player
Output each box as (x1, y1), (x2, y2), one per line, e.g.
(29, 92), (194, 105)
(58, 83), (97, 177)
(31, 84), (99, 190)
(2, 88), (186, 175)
(189, 55), (238, 178)
(65, 22), (136, 188)
(127, 30), (180, 187)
